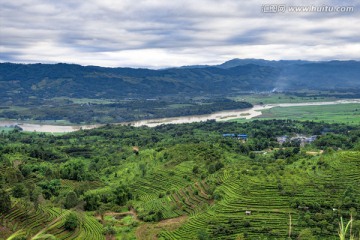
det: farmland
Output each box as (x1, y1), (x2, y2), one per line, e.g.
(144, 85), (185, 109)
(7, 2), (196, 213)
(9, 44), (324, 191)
(1, 120), (360, 239)
(231, 92), (337, 105)
(257, 103), (360, 125)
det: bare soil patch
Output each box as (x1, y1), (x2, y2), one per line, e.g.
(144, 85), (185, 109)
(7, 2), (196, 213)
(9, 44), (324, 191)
(135, 215), (188, 240)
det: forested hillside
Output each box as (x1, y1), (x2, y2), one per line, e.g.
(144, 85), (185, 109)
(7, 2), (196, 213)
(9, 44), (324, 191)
(0, 63), (278, 99)
(1, 120), (360, 239)
(1, 60), (359, 100)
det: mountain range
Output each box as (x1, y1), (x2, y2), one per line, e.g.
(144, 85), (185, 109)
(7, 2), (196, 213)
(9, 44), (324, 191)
(0, 59), (359, 99)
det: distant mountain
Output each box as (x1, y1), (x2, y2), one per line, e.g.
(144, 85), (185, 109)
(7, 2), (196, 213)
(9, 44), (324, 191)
(0, 60), (359, 100)
(180, 59), (360, 91)
(216, 58), (312, 68)
(280, 60), (360, 90)
(179, 58), (313, 69)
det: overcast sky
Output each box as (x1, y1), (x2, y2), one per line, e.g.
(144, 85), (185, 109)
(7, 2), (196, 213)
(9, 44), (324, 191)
(1, 0), (359, 68)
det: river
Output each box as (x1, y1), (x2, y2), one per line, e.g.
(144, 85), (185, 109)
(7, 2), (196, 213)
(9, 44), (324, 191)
(1, 99), (359, 133)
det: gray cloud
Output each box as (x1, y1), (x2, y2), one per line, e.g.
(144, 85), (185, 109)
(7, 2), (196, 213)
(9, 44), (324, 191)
(0, 0), (359, 68)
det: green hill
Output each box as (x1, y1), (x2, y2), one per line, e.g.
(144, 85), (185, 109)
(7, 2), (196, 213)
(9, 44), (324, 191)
(1, 60), (360, 100)
(1, 120), (360, 239)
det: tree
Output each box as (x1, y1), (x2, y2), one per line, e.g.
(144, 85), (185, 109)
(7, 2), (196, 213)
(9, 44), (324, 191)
(155, 210), (163, 221)
(353, 220), (360, 238)
(64, 191), (78, 209)
(293, 147), (300, 154)
(0, 188), (11, 213)
(113, 185), (132, 206)
(38, 179), (61, 199)
(12, 183), (27, 198)
(197, 229), (210, 240)
(215, 161), (224, 171)
(84, 193), (100, 211)
(30, 186), (42, 210)
(60, 160), (86, 181)
(192, 165), (199, 174)
(64, 213), (78, 231)
(103, 225), (116, 237)
(208, 164), (216, 174)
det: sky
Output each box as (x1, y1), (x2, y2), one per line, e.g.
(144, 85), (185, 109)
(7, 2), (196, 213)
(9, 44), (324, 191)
(1, 0), (359, 68)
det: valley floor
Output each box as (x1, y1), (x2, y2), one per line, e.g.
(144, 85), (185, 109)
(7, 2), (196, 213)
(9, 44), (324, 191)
(1, 98), (359, 133)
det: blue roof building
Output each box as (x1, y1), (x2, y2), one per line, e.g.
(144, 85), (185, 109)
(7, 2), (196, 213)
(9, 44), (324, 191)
(222, 133), (248, 140)
(237, 134), (248, 140)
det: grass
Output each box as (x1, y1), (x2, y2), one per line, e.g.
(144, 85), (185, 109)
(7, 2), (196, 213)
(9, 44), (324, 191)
(231, 93), (336, 105)
(0, 118), (75, 126)
(256, 103), (360, 125)
(0, 127), (15, 132)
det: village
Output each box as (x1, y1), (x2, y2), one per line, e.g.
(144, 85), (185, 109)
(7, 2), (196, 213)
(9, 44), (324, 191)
(222, 133), (317, 147)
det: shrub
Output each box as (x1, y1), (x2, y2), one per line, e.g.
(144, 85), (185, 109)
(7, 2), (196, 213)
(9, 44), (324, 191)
(64, 213), (78, 231)
(0, 188), (11, 213)
(64, 191), (78, 209)
(12, 183), (27, 198)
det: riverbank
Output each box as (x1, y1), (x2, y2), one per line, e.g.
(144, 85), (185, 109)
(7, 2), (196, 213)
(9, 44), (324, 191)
(1, 99), (359, 133)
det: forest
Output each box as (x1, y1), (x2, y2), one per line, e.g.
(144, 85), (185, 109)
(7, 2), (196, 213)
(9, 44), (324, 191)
(1, 119), (360, 239)
(0, 98), (251, 124)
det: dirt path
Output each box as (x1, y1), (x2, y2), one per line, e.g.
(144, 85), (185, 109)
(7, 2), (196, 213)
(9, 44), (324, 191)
(306, 150), (324, 155)
(157, 215), (187, 227)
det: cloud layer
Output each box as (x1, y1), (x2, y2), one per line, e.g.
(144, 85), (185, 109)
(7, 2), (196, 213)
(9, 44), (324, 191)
(1, 0), (359, 68)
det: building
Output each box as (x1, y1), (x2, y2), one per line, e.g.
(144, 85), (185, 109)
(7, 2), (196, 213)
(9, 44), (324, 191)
(237, 134), (248, 140)
(222, 133), (248, 141)
(277, 135), (317, 146)
(223, 133), (236, 137)
(277, 136), (288, 145)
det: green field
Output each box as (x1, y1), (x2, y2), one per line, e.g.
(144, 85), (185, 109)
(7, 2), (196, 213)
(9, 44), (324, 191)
(231, 93), (337, 105)
(256, 103), (360, 125)
(0, 127), (15, 132)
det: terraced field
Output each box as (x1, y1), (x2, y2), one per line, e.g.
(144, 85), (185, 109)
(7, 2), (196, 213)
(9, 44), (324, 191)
(131, 161), (213, 220)
(0, 204), (104, 240)
(158, 151), (360, 239)
(1, 120), (359, 240)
